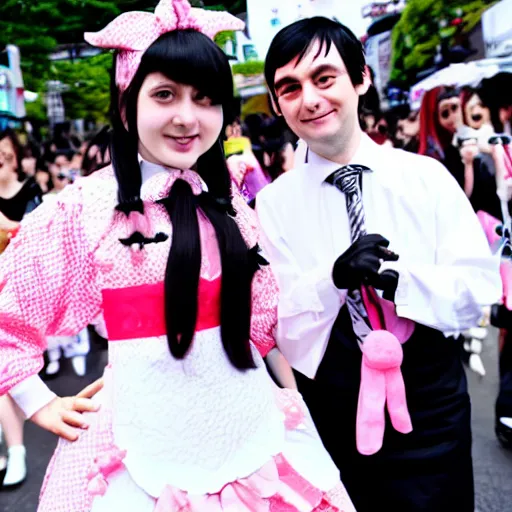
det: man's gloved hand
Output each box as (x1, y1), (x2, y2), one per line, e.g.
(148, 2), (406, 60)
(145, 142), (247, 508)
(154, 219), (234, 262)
(332, 234), (399, 294)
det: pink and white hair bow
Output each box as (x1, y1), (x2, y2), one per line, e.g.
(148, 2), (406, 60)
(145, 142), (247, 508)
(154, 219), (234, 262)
(356, 286), (415, 455)
(84, 0), (244, 91)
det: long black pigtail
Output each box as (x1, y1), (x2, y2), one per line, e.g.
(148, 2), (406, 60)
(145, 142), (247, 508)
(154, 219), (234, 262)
(110, 31), (257, 370)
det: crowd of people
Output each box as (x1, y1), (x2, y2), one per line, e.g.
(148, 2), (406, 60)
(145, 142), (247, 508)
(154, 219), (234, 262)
(0, 0), (511, 510)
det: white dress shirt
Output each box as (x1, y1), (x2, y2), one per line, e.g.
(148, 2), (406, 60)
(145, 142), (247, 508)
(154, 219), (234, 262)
(257, 134), (502, 379)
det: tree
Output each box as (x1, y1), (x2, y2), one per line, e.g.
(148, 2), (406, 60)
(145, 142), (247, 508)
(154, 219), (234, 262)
(3, 0), (244, 124)
(25, 52), (112, 124)
(389, 0), (497, 87)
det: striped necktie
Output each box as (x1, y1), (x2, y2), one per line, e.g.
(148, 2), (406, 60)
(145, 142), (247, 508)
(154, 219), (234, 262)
(325, 164), (370, 242)
(326, 164), (372, 335)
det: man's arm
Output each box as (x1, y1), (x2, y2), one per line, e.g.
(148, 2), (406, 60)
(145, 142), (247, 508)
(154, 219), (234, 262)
(380, 160), (501, 334)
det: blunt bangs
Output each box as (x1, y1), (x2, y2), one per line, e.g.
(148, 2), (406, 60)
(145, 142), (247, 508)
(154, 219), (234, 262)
(140, 29), (234, 109)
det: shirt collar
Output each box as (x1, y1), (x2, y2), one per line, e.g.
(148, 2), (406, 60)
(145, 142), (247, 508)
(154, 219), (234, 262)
(138, 155), (208, 200)
(302, 133), (382, 186)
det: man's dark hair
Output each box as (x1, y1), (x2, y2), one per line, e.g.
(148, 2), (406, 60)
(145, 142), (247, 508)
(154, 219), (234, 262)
(264, 17), (366, 110)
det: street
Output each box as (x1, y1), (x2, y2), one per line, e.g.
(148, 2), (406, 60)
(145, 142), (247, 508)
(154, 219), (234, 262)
(1, 329), (512, 512)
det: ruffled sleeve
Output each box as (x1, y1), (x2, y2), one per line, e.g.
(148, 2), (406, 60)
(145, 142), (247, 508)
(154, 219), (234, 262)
(0, 183), (102, 395)
(231, 188), (278, 358)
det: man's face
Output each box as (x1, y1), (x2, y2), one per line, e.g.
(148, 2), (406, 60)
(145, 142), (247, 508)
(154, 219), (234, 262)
(272, 40), (369, 158)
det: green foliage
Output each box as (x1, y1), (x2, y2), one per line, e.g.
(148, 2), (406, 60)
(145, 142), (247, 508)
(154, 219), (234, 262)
(214, 30), (236, 48)
(232, 60), (264, 76)
(25, 52), (112, 124)
(52, 52), (112, 123)
(390, 0), (497, 86)
(1, 0), (242, 123)
(202, 0), (245, 13)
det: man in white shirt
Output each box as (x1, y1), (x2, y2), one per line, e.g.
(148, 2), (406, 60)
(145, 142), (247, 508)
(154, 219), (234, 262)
(257, 16), (501, 511)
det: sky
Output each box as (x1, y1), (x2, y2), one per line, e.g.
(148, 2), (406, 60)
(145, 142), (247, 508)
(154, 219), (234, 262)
(245, 0), (373, 59)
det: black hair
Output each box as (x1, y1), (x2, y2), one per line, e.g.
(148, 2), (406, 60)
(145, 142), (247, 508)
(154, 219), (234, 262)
(82, 126), (111, 177)
(22, 140), (41, 161)
(109, 29), (256, 370)
(479, 72), (512, 133)
(264, 16), (366, 111)
(437, 87), (460, 103)
(259, 117), (295, 181)
(0, 128), (26, 182)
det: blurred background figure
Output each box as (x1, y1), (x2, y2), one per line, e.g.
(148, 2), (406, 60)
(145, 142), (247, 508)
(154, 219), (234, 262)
(81, 125), (111, 176)
(394, 108), (420, 153)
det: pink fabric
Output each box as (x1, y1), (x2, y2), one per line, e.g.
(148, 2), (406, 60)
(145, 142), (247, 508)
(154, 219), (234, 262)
(477, 210), (502, 248)
(241, 162), (271, 203)
(274, 388), (306, 431)
(84, 0), (245, 91)
(275, 454), (325, 507)
(86, 446), (127, 497)
(361, 286), (415, 344)
(102, 278), (221, 340)
(153, 455), (331, 511)
(231, 187), (280, 358)
(501, 259), (512, 311)
(492, 143), (512, 180)
(0, 186), (102, 396)
(39, 367), (116, 512)
(0, 168), (278, 397)
(128, 210), (153, 238)
(356, 286), (413, 455)
(154, 459), (279, 511)
(0, 166), (288, 511)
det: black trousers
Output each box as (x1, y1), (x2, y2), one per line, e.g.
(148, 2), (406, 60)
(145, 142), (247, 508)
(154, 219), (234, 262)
(296, 307), (475, 512)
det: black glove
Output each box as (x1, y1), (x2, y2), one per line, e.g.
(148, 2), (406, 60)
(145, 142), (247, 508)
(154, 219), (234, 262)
(332, 234), (399, 293)
(374, 269), (399, 301)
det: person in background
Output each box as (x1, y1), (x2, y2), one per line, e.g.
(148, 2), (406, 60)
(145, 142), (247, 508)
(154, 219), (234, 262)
(359, 108), (392, 147)
(225, 134), (271, 207)
(20, 143), (40, 178)
(35, 159), (53, 195)
(0, 129), (43, 227)
(46, 152), (74, 194)
(42, 151), (90, 379)
(394, 108), (420, 153)
(52, 121), (81, 152)
(479, 72), (512, 136)
(0, 129), (43, 489)
(81, 126), (111, 177)
(418, 86), (463, 163)
(259, 117), (296, 182)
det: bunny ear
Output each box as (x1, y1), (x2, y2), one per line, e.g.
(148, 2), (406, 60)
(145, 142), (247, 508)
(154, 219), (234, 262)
(84, 12), (160, 51)
(154, 0), (182, 27)
(190, 8), (245, 39)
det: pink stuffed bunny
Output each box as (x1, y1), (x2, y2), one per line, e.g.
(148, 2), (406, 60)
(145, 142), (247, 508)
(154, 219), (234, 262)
(356, 286), (415, 455)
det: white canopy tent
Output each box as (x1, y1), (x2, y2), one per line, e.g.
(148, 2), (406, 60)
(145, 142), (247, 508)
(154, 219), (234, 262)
(409, 57), (512, 110)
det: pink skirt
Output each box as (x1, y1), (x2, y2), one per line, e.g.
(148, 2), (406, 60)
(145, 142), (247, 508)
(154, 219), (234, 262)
(38, 389), (356, 512)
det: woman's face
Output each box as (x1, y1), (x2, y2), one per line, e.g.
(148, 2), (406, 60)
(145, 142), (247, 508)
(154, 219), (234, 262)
(396, 110), (420, 142)
(437, 96), (463, 134)
(465, 93), (491, 130)
(137, 72), (224, 170)
(0, 137), (18, 181)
